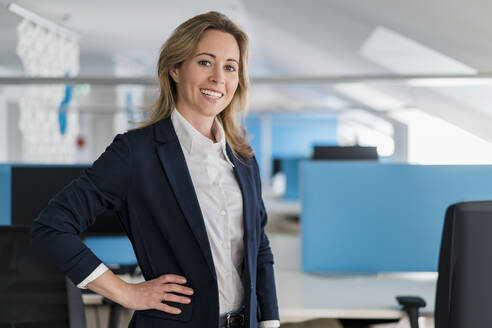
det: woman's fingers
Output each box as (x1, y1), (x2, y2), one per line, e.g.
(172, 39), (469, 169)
(158, 274), (187, 284)
(154, 301), (182, 314)
(163, 283), (194, 295)
(121, 274), (194, 313)
(136, 274), (194, 314)
(162, 292), (192, 304)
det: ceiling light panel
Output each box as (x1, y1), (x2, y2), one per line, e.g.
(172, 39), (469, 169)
(360, 26), (476, 75)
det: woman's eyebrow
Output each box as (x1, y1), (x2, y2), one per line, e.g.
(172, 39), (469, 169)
(195, 52), (239, 65)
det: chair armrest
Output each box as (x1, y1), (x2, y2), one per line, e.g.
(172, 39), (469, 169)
(396, 295), (426, 328)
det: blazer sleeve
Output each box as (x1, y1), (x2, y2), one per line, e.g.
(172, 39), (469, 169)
(252, 157), (280, 322)
(30, 133), (132, 285)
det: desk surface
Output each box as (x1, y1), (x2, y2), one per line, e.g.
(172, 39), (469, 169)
(276, 270), (436, 322)
(82, 270), (436, 322)
(264, 198), (301, 217)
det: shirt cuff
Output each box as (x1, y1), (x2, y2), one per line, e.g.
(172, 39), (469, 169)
(259, 320), (281, 328)
(76, 263), (109, 289)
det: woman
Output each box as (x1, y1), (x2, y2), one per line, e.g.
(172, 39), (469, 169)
(31, 11), (280, 328)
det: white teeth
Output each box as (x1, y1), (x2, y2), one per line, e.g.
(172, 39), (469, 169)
(200, 89), (223, 99)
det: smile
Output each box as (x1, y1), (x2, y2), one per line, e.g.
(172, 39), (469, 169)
(200, 88), (224, 99)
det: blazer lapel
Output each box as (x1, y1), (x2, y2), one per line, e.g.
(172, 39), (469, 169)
(154, 117), (217, 281)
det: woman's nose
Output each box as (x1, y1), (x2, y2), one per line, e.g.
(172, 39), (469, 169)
(209, 67), (225, 84)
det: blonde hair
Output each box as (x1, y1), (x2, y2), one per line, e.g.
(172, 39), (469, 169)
(139, 11), (253, 159)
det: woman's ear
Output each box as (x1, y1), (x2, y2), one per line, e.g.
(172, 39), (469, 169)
(169, 65), (179, 83)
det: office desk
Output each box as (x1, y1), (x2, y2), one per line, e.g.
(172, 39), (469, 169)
(276, 270), (436, 323)
(264, 198), (301, 217)
(82, 270), (436, 324)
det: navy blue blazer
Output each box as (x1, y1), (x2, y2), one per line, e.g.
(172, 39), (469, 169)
(31, 116), (279, 328)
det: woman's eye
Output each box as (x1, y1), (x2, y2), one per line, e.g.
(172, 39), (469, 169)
(225, 65), (236, 72)
(198, 60), (211, 66)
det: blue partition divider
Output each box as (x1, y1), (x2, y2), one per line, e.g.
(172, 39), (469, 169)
(0, 164), (11, 225)
(301, 162), (492, 273)
(85, 237), (137, 265)
(281, 157), (303, 200)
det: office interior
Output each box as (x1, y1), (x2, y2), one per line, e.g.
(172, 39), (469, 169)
(1, 1), (492, 327)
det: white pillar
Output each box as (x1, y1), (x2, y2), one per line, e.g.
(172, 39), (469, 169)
(0, 92), (7, 162)
(260, 114), (272, 185)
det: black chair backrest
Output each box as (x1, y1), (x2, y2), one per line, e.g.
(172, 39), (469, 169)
(435, 201), (492, 327)
(0, 225), (85, 328)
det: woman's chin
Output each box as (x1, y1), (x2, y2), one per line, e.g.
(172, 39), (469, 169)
(198, 103), (228, 117)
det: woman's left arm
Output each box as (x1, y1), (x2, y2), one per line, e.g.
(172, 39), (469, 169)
(252, 158), (280, 327)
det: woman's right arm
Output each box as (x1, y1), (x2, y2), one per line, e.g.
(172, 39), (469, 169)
(31, 134), (132, 284)
(30, 134), (193, 312)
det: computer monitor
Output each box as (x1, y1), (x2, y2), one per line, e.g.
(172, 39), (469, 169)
(11, 165), (125, 236)
(272, 158), (282, 175)
(312, 145), (379, 160)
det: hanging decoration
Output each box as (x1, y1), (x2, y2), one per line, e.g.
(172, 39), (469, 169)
(16, 18), (80, 163)
(58, 72), (73, 136)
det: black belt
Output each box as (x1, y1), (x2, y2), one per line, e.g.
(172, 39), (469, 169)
(218, 308), (245, 328)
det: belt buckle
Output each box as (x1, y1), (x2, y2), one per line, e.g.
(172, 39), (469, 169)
(226, 312), (245, 327)
(226, 313), (232, 328)
(237, 313), (245, 326)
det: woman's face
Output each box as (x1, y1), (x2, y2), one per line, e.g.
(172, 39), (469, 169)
(170, 29), (240, 120)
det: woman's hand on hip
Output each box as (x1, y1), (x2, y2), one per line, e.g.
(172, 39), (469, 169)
(122, 274), (194, 314)
(86, 270), (194, 314)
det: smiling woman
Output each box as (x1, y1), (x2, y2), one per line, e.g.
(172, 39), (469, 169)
(168, 29), (240, 140)
(31, 10), (280, 328)
(141, 11), (253, 159)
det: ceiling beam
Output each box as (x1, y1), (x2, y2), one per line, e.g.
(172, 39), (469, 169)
(1, 73), (492, 85)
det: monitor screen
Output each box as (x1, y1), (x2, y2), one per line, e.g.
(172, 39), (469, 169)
(11, 166), (124, 236)
(312, 146), (379, 160)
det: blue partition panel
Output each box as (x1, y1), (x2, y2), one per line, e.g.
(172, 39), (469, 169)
(272, 114), (338, 158)
(281, 157), (303, 200)
(85, 237), (137, 265)
(301, 162), (492, 273)
(245, 115), (263, 175)
(0, 164), (11, 225)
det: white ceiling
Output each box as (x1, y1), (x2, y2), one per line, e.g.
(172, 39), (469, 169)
(1, 0), (492, 140)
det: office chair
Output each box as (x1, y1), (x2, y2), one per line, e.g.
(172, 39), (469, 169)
(396, 201), (492, 328)
(0, 225), (86, 328)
